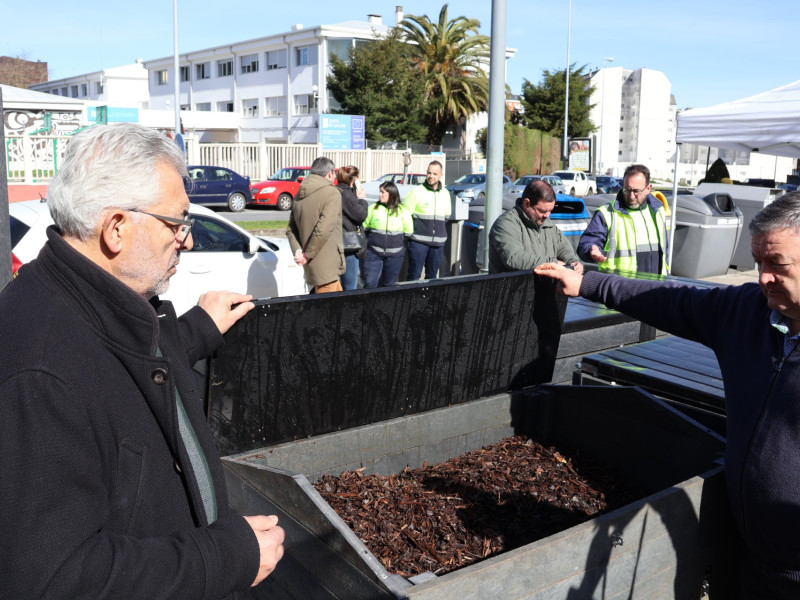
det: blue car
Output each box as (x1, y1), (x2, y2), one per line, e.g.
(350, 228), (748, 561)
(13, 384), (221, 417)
(187, 165), (252, 212)
(595, 175), (621, 194)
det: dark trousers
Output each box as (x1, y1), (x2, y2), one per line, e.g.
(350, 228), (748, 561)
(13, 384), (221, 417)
(363, 250), (405, 288)
(406, 240), (444, 281)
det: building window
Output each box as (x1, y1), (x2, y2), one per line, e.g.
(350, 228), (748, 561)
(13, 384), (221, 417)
(81, 84), (87, 97)
(196, 63), (210, 80)
(242, 98), (259, 118)
(294, 93), (317, 114)
(180, 66), (190, 82)
(218, 101), (234, 112)
(50, 89), (59, 95)
(156, 70), (169, 86)
(328, 39), (354, 62)
(295, 45), (318, 67)
(70, 85), (78, 97)
(96, 81), (104, 94)
(61, 87), (68, 96)
(241, 54), (259, 74)
(265, 49), (287, 70)
(196, 102), (211, 111)
(265, 96), (288, 116)
(217, 59), (233, 78)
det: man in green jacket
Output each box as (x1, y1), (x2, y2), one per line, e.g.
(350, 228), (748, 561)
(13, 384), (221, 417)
(488, 179), (584, 274)
(287, 156), (345, 293)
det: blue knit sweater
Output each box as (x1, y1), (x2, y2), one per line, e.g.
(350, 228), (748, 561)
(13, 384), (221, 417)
(580, 270), (800, 578)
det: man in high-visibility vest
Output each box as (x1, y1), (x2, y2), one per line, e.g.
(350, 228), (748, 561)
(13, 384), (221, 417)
(578, 164), (668, 275)
(403, 160), (451, 280)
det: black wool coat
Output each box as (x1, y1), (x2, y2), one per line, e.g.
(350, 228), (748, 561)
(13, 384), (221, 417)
(0, 227), (259, 599)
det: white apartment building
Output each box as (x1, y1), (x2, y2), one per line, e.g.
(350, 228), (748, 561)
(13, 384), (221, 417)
(143, 12), (401, 144)
(30, 61), (149, 109)
(588, 66), (794, 184)
(589, 67), (674, 177)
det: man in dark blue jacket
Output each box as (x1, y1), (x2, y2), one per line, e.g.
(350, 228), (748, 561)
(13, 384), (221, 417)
(0, 123), (284, 599)
(535, 191), (800, 599)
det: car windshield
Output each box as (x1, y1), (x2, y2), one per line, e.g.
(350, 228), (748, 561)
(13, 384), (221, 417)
(454, 174), (485, 185)
(557, 172), (575, 180)
(515, 176), (536, 185)
(597, 176), (615, 184)
(10, 215), (30, 247)
(270, 168), (307, 181)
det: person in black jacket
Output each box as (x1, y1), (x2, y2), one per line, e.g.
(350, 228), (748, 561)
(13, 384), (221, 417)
(535, 192), (800, 599)
(0, 123), (284, 599)
(337, 165), (368, 290)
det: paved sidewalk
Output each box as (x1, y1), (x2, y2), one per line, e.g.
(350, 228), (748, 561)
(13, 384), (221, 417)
(701, 268), (759, 286)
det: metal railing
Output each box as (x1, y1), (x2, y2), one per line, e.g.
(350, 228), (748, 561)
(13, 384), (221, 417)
(7, 135), (446, 184)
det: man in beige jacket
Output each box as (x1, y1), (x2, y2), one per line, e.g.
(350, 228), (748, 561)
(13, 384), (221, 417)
(286, 156), (346, 293)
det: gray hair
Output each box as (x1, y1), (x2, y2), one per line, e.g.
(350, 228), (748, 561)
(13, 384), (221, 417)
(750, 191), (800, 237)
(48, 123), (188, 240)
(310, 156), (335, 177)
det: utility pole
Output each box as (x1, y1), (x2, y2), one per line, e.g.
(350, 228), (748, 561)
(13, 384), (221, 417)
(0, 88), (11, 290)
(562, 0), (572, 168)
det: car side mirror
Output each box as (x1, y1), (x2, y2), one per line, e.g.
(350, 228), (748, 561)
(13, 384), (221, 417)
(248, 238), (262, 254)
(296, 176), (304, 183)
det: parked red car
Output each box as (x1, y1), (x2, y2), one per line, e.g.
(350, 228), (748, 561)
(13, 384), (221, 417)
(249, 166), (311, 211)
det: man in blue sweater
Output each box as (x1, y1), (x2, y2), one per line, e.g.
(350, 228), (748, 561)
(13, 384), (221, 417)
(535, 191), (800, 599)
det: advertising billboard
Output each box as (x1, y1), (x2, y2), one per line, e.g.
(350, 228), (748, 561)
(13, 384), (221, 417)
(568, 137), (592, 172)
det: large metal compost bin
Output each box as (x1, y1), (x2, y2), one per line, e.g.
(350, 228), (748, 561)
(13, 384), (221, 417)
(224, 385), (735, 599)
(207, 272), (567, 455)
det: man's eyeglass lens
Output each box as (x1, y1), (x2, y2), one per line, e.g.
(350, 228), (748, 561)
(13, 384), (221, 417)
(131, 209), (194, 243)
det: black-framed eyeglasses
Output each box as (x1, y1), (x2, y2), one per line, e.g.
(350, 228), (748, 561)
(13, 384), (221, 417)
(129, 209), (194, 244)
(622, 187), (649, 196)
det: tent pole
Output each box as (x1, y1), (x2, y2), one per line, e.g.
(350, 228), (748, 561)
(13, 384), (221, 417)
(668, 144), (680, 273)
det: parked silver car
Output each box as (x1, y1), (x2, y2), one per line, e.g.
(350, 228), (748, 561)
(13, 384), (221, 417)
(509, 174), (566, 197)
(447, 173), (514, 201)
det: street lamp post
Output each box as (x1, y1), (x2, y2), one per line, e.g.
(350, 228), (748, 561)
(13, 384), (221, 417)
(562, 0), (572, 168)
(599, 57), (614, 174)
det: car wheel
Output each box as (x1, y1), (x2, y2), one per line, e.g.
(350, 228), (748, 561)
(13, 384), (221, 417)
(570, 187), (576, 196)
(587, 187), (594, 196)
(228, 192), (247, 212)
(277, 193), (293, 211)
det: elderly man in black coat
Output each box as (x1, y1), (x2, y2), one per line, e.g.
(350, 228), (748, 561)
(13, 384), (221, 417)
(0, 123), (284, 599)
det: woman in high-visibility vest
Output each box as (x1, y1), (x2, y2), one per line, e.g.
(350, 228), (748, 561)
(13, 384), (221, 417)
(362, 182), (414, 288)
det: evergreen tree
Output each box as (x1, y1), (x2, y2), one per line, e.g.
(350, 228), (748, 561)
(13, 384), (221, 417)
(519, 64), (596, 138)
(327, 31), (428, 143)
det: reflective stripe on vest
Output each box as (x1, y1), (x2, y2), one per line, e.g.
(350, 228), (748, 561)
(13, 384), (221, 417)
(598, 203), (667, 273)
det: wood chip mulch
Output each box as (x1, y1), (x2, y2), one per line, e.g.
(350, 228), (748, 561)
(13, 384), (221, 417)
(313, 435), (645, 577)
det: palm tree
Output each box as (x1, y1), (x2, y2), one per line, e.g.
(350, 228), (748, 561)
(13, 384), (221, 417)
(398, 4), (490, 149)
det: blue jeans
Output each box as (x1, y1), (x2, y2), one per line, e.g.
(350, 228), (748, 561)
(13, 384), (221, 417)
(406, 240), (444, 281)
(340, 253), (360, 290)
(363, 250), (404, 288)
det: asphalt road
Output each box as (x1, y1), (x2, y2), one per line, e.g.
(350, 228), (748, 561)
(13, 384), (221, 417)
(210, 206), (291, 224)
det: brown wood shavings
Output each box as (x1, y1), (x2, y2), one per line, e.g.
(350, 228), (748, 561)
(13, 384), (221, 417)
(313, 435), (644, 578)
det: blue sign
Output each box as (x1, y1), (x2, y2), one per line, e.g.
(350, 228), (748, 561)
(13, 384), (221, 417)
(320, 114), (365, 150)
(87, 106), (139, 123)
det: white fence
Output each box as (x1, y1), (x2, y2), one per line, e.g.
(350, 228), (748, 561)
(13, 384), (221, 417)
(5, 134), (444, 184)
(190, 139), (443, 183)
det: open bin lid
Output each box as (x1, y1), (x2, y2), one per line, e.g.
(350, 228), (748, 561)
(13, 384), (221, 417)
(550, 194), (589, 220)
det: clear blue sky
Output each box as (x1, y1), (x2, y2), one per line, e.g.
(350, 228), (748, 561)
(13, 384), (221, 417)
(2, 0), (797, 110)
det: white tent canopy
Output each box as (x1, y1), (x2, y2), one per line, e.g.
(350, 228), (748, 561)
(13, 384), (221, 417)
(676, 79), (800, 158)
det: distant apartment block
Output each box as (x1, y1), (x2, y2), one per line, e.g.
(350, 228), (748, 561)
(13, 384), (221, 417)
(29, 61), (149, 109)
(143, 12), (399, 144)
(588, 67), (675, 177)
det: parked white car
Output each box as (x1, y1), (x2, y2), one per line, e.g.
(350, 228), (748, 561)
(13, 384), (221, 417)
(9, 199), (307, 315)
(552, 170), (595, 197)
